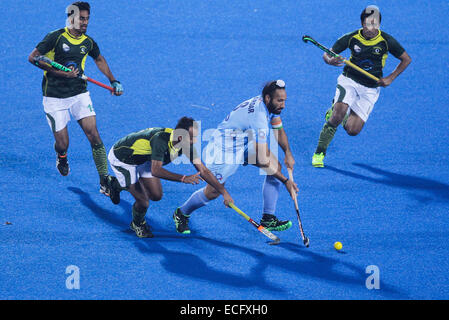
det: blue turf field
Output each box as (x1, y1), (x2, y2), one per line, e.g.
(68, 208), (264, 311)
(1, 0), (449, 300)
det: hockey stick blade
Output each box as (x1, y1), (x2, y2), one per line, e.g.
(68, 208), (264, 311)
(303, 236), (310, 248)
(302, 35), (315, 43)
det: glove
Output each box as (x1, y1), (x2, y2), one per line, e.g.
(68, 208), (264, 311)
(110, 80), (123, 94)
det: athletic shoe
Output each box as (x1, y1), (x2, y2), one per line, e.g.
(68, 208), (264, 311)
(260, 214), (292, 232)
(325, 105), (334, 122)
(130, 220), (153, 238)
(100, 175), (121, 205)
(108, 176), (121, 205)
(99, 175), (111, 197)
(312, 152), (325, 168)
(56, 153), (70, 176)
(173, 208), (191, 234)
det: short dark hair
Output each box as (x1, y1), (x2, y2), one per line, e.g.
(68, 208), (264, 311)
(67, 2), (90, 17)
(175, 116), (195, 131)
(360, 6), (381, 24)
(262, 80), (286, 100)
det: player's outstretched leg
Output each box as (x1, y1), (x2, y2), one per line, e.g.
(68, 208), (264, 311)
(174, 187), (214, 234)
(77, 116), (111, 196)
(259, 175), (292, 231)
(92, 142), (112, 196)
(312, 102), (348, 167)
(312, 120), (338, 167)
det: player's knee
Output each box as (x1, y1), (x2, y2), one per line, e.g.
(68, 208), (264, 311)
(204, 186), (220, 200)
(329, 112), (345, 125)
(150, 192), (163, 202)
(208, 190), (220, 200)
(330, 103), (348, 124)
(345, 126), (360, 136)
(85, 129), (101, 145)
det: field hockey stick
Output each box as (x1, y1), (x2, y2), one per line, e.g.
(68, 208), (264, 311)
(229, 203), (280, 245)
(302, 35), (380, 82)
(287, 168), (310, 247)
(33, 55), (114, 92)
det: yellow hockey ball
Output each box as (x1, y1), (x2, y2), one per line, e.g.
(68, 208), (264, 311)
(334, 242), (343, 251)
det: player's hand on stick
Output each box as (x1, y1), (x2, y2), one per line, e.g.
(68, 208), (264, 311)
(222, 193), (234, 208)
(324, 54), (344, 66)
(62, 67), (79, 78)
(111, 80), (123, 96)
(377, 76), (393, 87)
(284, 179), (299, 199)
(183, 172), (204, 185)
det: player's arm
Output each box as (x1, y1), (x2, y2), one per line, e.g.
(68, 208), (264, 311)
(249, 112), (297, 193)
(323, 32), (353, 66)
(254, 141), (299, 197)
(94, 54), (123, 95)
(151, 160), (203, 184)
(323, 50), (344, 66)
(192, 161), (234, 207)
(377, 51), (411, 87)
(271, 117), (295, 170)
(28, 48), (79, 78)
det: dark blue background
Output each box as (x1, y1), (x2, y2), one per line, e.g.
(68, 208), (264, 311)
(1, 0), (448, 299)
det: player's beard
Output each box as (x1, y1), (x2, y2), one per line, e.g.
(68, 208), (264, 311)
(267, 101), (282, 115)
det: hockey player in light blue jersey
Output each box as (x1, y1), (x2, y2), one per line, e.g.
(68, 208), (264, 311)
(173, 80), (299, 234)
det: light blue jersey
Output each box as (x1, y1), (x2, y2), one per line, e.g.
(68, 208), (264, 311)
(214, 95), (280, 147)
(204, 95), (282, 183)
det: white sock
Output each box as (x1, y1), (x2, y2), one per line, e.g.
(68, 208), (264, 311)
(262, 175), (281, 215)
(179, 187), (210, 215)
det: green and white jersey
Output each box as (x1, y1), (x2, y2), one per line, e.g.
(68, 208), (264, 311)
(112, 127), (197, 166)
(35, 27), (100, 98)
(332, 29), (405, 87)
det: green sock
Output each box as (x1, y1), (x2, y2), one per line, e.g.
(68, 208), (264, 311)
(92, 142), (108, 179)
(132, 203), (147, 225)
(315, 122), (337, 155)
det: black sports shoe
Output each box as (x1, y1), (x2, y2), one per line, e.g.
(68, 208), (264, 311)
(100, 175), (121, 204)
(130, 220), (153, 238)
(260, 214), (292, 231)
(56, 153), (70, 176)
(108, 176), (121, 205)
(99, 175), (111, 197)
(173, 208), (191, 234)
